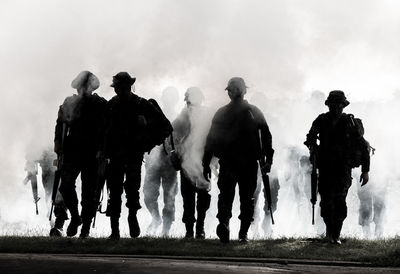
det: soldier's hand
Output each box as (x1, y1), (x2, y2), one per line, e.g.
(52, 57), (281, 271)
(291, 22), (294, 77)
(203, 165), (211, 182)
(360, 172), (369, 186)
(261, 162), (272, 173)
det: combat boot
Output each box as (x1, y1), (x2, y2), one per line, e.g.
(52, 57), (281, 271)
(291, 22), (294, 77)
(128, 211), (140, 238)
(195, 215), (206, 239)
(331, 222), (343, 245)
(238, 221), (251, 243)
(66, 216), (82, 237)
(79, 220), (92, 239)
(108, 217), (120, 241)
(216, 221), (230, 243)
(49, 217), (65, 237)
(184, 223), (194, 239)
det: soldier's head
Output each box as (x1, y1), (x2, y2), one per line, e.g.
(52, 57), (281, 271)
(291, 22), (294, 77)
(225, 77), (247, 100)
(184, 87), (204, 107)
(325, 90), (349, 116)
(161, 86), (180, 108)
(71, 71), (100, 96)
(111, 72), (136, 97)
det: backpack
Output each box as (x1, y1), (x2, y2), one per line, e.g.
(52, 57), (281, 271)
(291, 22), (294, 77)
(346, 114), (372, 168)
(142, 98), (173, 153)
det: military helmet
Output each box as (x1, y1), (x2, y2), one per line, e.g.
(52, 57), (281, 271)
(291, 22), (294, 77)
(71, 71), (100, 92)
(325, 90), (350, 107)
(111, 72), (136, 87)
(184, 87), (204, 106)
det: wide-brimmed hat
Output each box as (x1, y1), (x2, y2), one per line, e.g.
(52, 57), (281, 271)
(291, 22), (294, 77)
(325, 90), (350, 107)
(111, 72), (136, 87)
(71, 71), (100, 92)
(225, 77), (248, 93)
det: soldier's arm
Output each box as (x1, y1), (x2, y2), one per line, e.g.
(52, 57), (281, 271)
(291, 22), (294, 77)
(54, 106), (64, 155)
(253, 106), (274, 164)
(304, 114), (323, 150)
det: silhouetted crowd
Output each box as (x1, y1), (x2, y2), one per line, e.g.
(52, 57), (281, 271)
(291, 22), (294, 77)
(24, 71), (374, 245)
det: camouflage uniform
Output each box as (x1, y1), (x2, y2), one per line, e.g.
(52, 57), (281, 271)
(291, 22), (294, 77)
(305, 91), (370, 243)
(203, 88), (273, 242)
(55, 71), (107, 237)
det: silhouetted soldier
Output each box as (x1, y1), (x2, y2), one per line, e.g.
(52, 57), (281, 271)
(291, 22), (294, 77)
(305, 90), (370, 244)
(24, 146), (68, 236)
(104, 72), (170, 240)
(173, 87), (211, 239)
(55, 71), (107, 238)
(203, 77), (274, 243)
(143, 87), (179, 236)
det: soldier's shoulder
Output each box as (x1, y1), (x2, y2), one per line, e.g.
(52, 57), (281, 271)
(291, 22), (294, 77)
(248, 103), (264, 116)
(62, 94), (78, 105)
(92, 93), (107, 103)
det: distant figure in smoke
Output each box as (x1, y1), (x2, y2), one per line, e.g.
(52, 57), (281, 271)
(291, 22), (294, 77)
(173, 87), (211, 239)
(305, 90), (370, 244)
(203, 77), (274, 243)
(252, 170), (279, 238)
(24, 146), (68, 236)
(355, 171), (386, 239)
(104, 72), (171, 240)
(143, 87), (179, 236)
(55, 71), (107, 238)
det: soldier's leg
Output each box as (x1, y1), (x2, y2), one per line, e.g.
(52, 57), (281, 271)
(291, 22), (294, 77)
(216, 164), (236, 243)
(143, 167), (162, 232)
(49, 191), (68, 237)
(330, 180), (351, 244)
(358, 188), (373, 238)
(180, 172), (196, 238)
(195, 188), (211, 239)
(107, 159), (125, 240)
(161, 169), (178, 236)
(59, 162), (82, 236)
(237, 162), (258, 242)
(79, 158), (98, 238)
(124, 155), (144, 238)
(252, 178), (262, 236)
(373, 194), (386, 238)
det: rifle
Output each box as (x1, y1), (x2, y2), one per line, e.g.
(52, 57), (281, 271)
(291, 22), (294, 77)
(257, 130), (275, 225)
(92, 157), (109, 228)
(309, 147), (318, 225)
(49, 123), (67, 221)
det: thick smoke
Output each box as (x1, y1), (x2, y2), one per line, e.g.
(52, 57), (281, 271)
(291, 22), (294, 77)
(1, 0), (400, 238)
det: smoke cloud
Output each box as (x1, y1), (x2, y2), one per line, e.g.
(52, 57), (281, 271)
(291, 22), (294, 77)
(1, 0), (400, 238)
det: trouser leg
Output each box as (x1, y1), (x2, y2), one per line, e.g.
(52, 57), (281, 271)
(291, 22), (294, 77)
(59, 162), (81, 218)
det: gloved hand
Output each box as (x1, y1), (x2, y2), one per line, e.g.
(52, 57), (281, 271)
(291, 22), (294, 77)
(360, 172), (369, 186)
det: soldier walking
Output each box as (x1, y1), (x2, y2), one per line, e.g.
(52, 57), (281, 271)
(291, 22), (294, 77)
(143, 87), (179, 236)
(173, 87), (211, 239)
(104, 72), (171, 240)
(55, 71), (107, 238)
(304, 90), (370, 244)
(203, 77), (274, 243)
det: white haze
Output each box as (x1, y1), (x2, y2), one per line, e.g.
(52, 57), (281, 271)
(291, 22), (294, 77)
(1, 0), (400, 239)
